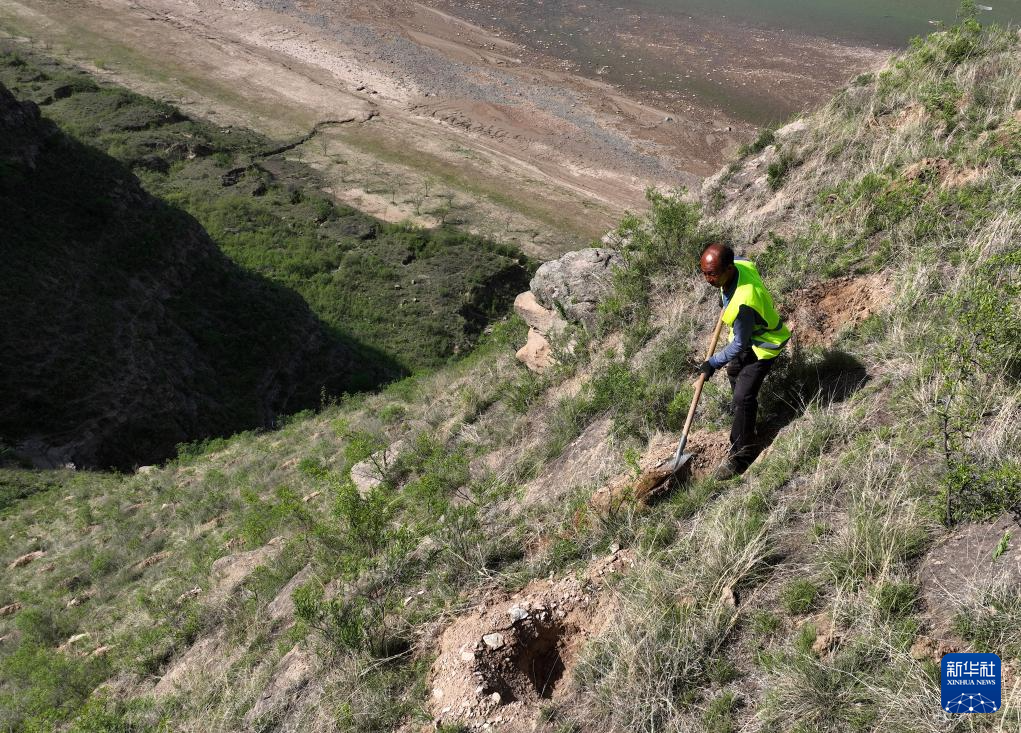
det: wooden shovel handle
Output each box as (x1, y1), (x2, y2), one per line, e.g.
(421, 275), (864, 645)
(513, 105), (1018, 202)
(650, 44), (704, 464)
(702, 310), (727, 361)
(680, 311), (726, 441)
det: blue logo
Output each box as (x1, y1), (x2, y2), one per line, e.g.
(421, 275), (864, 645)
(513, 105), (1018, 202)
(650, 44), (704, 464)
(941, 653), (1001, 713)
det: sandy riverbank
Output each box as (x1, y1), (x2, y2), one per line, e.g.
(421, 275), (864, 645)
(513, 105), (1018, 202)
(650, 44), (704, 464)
(1, 0), (885, 257)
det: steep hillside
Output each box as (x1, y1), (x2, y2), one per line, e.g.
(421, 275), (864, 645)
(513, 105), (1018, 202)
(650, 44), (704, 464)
(0, 47), (532, 469)
(3, 13), (1021, 733)
(0, 81), (381, 470)
(0, 46), (532, 374)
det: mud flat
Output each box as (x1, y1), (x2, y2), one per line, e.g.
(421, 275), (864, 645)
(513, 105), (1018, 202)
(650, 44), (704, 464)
(0, 0), (884, 257)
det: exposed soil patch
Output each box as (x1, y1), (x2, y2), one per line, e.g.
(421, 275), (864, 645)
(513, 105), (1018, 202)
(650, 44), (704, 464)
(903, 157), (952, 184)
(428, 554), (630, 731)
(590, 429), (731, 512)
(918, 513), (1021, 637)
(873, 102), (929, 129)
(902, 157), (988, 190)
(785, 273), (891, 348)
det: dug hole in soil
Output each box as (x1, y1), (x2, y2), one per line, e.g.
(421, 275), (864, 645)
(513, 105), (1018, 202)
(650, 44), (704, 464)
(427, 551), (633, 731)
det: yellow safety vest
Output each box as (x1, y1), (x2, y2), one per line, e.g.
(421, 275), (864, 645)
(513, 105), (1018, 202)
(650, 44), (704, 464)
(721, 260), (791, 360)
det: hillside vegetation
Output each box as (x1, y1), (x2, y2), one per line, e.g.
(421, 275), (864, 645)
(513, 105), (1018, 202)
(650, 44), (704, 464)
(0, 80), (383, 471)
(0, 44), (532, 373)
(0, 46), (531, 469)
(3, 11), (1021, 733)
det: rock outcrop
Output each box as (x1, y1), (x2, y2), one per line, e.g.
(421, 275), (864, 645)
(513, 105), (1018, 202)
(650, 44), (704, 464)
(350, 440), (405, 496)
(515, 327), (556, 373)
(513, 248), (622, 371)
(209, 537), (285, 602)
(512, 291), (563, 337)
(530, 248), (623, 331)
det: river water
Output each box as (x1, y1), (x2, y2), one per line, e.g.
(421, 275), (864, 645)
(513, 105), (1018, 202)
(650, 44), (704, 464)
(629, 1), (1020, 48)
(433, 0), (1021, 124)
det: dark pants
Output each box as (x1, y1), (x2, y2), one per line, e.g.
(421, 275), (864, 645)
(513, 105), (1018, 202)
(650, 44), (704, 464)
(726, 349), (774, 469)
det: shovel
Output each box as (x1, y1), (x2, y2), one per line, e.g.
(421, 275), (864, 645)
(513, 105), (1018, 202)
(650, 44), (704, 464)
(658, 310), (726, 475)
(598, 310), (727, 508)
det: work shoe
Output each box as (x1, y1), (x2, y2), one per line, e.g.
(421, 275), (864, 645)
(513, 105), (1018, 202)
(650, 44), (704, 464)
(709, 459), (741, 481)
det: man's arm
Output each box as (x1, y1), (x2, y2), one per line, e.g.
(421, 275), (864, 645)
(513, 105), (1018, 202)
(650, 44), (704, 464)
(707, 305), (754, 369)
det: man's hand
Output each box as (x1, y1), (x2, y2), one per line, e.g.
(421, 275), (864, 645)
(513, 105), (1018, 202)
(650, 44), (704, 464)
(698, 361), (715, 380)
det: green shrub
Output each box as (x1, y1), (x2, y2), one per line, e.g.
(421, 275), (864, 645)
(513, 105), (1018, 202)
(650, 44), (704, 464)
(940, 459), (1021, 525)
(239, 485), (300, 547)
(921, 79), (963, 127)
(342, 430), (385, 468)
(739, 127), (776, 157)
(766, 152), (798, 191)
(400, 446), (470, 527)
(599, 189), (703, 332)
(293, 580), (366, 650)
(378, 403), (406, 425)
(781, 579), (820, 615)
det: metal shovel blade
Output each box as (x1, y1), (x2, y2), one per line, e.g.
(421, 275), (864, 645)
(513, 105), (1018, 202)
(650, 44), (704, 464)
(628, 451), (691, 503)
(636, 439), (693, 499)
(657, 433), (692, 475)
(659, 450), (693, 474)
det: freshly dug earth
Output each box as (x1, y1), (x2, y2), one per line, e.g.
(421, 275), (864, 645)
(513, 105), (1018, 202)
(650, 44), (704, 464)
(590, 429), (731, 512)
(427, 551), (633, 731)
(785, 273), (891, 348)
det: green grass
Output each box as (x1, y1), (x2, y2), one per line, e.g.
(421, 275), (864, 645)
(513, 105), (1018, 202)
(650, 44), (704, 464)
(0, 470), (66, 514)
(781, 579), (821, 615)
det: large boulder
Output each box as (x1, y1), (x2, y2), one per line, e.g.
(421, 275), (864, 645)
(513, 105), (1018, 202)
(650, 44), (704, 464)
(529, 248), (623, 331)
(513, 291), (569, 373)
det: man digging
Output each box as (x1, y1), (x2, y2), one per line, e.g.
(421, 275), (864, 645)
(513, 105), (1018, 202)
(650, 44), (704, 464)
(698, 243), (790, 479)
